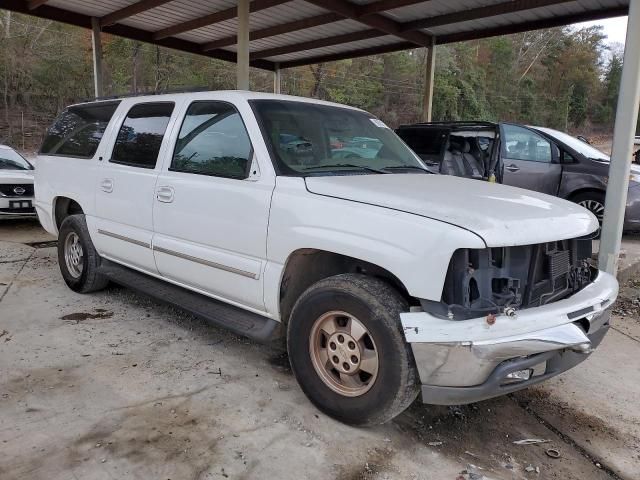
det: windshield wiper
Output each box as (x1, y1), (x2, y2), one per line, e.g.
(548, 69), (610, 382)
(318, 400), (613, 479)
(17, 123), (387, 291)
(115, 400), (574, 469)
(381, 165), (430, 173)
(302, 164), (387, 174)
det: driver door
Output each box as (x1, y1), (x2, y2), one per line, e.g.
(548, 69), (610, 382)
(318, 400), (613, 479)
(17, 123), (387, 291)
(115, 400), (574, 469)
(500, 123), (562, 195)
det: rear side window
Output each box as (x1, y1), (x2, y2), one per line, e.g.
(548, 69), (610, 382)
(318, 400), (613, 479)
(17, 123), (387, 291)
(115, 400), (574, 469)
(111, 102), (174, 169)
(40, 101), (119, 158)
(170, 101), (252, 179)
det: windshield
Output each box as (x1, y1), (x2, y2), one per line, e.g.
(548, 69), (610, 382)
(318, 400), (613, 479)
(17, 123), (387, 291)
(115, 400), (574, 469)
(0, 148), (33, 170)
(250, 100), (427, 175)
(535, 127), (609, 161)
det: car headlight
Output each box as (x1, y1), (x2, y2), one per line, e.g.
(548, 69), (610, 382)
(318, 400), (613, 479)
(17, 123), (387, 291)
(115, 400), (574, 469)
(630, 173), (640, 184)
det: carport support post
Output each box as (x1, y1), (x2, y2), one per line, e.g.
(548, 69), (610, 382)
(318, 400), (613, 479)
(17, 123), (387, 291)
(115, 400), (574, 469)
(274, 63), (281, 94)
(237, 0), (250, 90)
(598, 0), (640, 275)
(422, 37), (436, 122)
(90, 17), (104, 98)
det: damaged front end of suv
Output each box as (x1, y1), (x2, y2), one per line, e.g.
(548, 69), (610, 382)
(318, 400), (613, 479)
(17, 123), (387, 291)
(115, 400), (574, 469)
(400, 236), (617, 406)
(423, 238), (595, 321)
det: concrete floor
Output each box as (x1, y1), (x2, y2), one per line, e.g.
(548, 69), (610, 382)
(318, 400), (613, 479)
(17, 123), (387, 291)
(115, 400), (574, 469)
(1, 218), (639, 480)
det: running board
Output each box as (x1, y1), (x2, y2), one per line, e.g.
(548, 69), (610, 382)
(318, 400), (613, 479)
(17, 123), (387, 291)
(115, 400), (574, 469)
(98, 260), (281, 343)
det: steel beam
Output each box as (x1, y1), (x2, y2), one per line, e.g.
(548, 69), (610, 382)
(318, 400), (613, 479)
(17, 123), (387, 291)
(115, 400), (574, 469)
(274, 63), (281, 94)
(91, 17), (104, 98)
(201, 12), (341, 51)
(302, 0), (432, 47)
(100, 0), (174, 27)
(599, 0), (640, 274)
(153, 0), (289, 40)
(422, 38), (436, 122)
(237, 0), (250, 90)
(402, 0), (574, 32)
(27, 0), (48, 9)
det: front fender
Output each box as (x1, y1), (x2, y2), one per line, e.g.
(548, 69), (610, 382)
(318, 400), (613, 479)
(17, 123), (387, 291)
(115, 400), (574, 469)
(264, 177), (486, 316)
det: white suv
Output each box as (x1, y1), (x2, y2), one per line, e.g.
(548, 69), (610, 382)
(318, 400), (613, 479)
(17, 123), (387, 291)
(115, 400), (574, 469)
(35, 91), (618, 425)
(0, 145), (35, 217)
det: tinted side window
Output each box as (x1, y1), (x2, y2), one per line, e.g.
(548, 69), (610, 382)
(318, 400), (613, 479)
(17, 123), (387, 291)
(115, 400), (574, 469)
(111, 102), (174, 168)
(40, 102), (120, 158)
(503, 124), (552, 163)
(171, 101), (252, 179)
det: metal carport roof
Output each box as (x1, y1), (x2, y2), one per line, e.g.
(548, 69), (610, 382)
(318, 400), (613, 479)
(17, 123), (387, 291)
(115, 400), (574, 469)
(1, 0), (631, 71)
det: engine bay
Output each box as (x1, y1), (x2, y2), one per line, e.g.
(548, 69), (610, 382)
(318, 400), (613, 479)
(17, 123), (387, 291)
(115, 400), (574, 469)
(423, 238), (594, 320)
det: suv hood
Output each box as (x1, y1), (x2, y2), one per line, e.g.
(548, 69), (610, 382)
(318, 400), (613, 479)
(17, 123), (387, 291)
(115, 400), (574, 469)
(305, 174), (597, 246)
(0, 170), (34, 183)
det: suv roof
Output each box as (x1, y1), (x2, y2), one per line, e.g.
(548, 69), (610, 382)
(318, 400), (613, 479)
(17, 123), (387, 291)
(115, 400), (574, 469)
(69, 90), (364, 113)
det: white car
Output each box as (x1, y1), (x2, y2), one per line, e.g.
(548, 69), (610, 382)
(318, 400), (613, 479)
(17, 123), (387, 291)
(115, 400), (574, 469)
(0, 145), (36, 217)
(35, 91), (618, 425)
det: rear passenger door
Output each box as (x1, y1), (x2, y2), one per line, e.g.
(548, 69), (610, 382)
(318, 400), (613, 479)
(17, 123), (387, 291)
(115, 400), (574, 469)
(152, 100), (273, 311)
(500, 124), (562, 195)
(93, 101), (176, 273)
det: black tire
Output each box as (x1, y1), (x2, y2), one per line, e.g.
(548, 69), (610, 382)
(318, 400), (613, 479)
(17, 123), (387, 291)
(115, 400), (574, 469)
(572, 191), (605, 237)
(287, 274), (419, 426)
(57, 214), (109, 293)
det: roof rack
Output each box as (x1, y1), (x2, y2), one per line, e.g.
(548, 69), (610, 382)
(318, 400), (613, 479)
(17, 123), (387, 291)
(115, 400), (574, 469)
(80, 86), (211, 103)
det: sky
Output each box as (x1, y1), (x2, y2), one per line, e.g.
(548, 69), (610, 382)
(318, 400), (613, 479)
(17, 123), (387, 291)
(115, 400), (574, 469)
(575, 16), (628, 46)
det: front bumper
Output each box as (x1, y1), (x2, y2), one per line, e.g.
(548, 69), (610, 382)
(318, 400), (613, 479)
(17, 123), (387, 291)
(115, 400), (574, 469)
(0, 195), (36, 216)
(400, 270), (618, 405)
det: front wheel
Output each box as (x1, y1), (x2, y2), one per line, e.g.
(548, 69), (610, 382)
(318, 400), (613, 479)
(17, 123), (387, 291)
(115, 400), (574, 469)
(287, 274), (419, 426)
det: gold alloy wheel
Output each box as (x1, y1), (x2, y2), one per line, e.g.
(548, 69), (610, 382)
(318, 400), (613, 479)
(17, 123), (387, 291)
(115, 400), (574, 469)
(309, 311), (379, 397)
(63, 231), (84, 279)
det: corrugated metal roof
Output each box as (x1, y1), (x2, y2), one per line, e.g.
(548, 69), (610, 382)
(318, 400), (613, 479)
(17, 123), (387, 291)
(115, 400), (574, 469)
(4, 0), (630, 70)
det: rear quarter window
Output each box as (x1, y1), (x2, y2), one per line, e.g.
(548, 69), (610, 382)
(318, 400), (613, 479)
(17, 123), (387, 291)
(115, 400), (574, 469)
(40, 101), (120, 158)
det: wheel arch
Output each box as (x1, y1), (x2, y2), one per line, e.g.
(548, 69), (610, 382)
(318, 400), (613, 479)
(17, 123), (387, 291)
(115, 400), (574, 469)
(566, 187), (606, 202)
(53, 196), (85, 231)
(278, 248), (415, 327)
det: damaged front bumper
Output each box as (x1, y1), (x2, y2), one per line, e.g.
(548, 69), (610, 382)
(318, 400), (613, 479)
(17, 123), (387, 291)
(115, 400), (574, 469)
(400, 270), (618, 405)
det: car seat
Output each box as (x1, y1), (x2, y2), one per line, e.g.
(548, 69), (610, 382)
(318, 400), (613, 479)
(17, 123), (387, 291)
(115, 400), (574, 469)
(463, 140), (485, 178)
(440, 139), (467, 177)
(441, 139), (484, 178)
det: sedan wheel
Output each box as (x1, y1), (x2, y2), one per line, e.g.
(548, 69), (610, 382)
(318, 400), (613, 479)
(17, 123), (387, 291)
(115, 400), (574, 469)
(578, 198), (605, 222)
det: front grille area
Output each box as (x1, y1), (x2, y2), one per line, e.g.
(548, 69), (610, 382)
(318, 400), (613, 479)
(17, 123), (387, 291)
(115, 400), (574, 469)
(437, 238), (594, 319)
(0, 184), (34, 197)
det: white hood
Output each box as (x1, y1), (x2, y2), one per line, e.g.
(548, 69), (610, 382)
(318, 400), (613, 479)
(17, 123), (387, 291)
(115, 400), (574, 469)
(0, 170), (34, 184)
(305, 174), (598, 246)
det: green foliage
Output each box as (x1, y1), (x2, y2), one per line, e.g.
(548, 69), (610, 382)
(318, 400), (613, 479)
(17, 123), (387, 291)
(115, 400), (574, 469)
(0, 10), (632, 148)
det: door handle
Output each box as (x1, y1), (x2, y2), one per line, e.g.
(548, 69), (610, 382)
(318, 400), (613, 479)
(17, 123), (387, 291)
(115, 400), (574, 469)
(100, 178), (113, 193)
(505, 164), (520, 172)
(156, 186), (174, 203)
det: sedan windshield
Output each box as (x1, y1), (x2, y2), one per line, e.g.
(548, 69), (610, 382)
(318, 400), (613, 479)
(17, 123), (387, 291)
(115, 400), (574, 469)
(250, 100), (427, 175)
(0, 148), (33, 170)
(535, 127), (609, 161)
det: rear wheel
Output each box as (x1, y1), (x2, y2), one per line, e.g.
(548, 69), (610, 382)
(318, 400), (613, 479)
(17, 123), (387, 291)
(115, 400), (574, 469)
(287, 274), (419, 426)
(572, 191), (605, 236)
(58, 214), (109, 293)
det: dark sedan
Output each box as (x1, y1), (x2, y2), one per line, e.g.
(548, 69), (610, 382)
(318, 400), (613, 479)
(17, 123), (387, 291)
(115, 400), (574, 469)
(396, 121), (640, 232)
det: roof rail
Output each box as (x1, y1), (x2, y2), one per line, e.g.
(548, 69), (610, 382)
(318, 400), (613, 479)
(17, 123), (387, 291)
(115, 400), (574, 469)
(81, 86), (211, 103)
